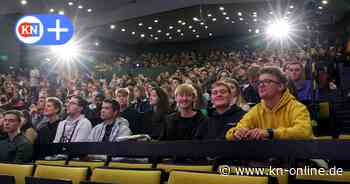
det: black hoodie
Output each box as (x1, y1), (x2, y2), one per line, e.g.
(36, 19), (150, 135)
(195, 105), (246, 140)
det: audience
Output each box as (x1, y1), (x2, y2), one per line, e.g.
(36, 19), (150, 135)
(36, 97), (63, 145)
(0, 110), (33, 163)
(226, 67), (313, 141)
(196, 81), (246, 140)
(53, 96), (92, 143)
(160, 84), (208, 140)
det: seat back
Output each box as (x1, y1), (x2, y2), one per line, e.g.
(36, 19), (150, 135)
(339, 134), (350, 140)
(68, 161), (105, 170)
(108, 162), (153, 169)
(168, 170), (269, 184)
(296, 171), (350, 183)
(0, 163), (34, 184)
(34, 165), (88, 184)
(35, 160), (66, 166)
(156, 163), (212, 173)
(91, 167), (162, 184)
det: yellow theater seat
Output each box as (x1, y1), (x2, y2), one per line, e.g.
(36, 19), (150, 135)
(0, 163), (34, 184)
(296, 170), (350, 182)
(68, 161), (105, 170)
(314, 136), (333, 140)
(339, 134), (350, 140)
(91, 167), (162, 184)
(168, 170), (269, 184)
(34, 165), (88, 184)
(108, 162), (153, 169)
(156, 163), (213, 173)
(35, 160), (66, 166)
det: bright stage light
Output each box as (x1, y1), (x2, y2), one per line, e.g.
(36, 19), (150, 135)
(50, 41), (80, 61)
(266, 19), (292, 39)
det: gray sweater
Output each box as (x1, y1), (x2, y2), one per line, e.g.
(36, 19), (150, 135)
(88, 117), (131, 142)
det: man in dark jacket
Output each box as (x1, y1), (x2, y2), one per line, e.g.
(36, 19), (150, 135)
(196, 81), (245, 140)
(0, 110), (33, 163)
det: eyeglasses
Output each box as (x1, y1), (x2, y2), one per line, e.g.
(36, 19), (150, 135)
(257, 79), (281, 86)
(67, 101), (79, 106)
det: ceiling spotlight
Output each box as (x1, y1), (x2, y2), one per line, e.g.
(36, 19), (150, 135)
(121, 28), (126, 32)
(49, 8), (55, 13)
(205, 26), (208, 29)
(157, 30), (162, 33)
(208, 14), (212, 17)
(222, 12), (227, 16)
(253, 11), (257, 15)
(289, 5), (294, 9)
(219, 6), (224, 11)
(238, 12), (242, 16)
(248, 29), (252, 32)
(269, 11), (273, 14)
(169, 36), (172, 40)
(59, 11), (64, 15)
(148, 26), (152, 30)
(166, 33), (170, 36)
(180, 33), (184, 36)
(200, 22), (205, 25)
(78, 5), (83, 9)
(188, 25), (193, 29)
(192, 29), (196, 33)
(154, 19), (159, 23)
(231, 21), (235, 23)
(196, 35), (200, 38)
(110, 25), (116, 29)
(255, 29), (260, 34)
(322, 0), (328, 5)
(239, 17), (244, 21)
(178, 20), (182, 23)
(225, 17), (230, 20)
(169, 26), (174, 29)
(318, 6), (323, 10)
(140, 34), (145, 38)
(20, 0), (27, 5)
(155, 37), (159, 40)
(138, 22), (143, 26)
(95, 42), (99, 46)
(177, 29), (181, 33)
(209, 33), (213, 36)
(150, 34), (154, 38)
(193, 17), (200, 22)
(181, 22), (186, 25)
(87, 8), (92, 12)
(212, 18), (217, 22)
(68, 2), (74, 6)
(253, 14), (257, 17)
(131, 32), (136, 35)
(253, 18), (257, 22)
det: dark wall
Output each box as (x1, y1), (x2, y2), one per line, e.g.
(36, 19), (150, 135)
(0, 13), (22, 73)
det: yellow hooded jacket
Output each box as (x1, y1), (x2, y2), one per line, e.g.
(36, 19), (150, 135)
(226, 89), (313, 140)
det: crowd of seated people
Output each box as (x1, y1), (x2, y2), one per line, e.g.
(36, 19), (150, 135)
(0, 46), (346, 164)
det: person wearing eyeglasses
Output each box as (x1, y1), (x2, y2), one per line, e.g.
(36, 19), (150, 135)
(226, 67), (313, 141)
(53, 95), (92, 143)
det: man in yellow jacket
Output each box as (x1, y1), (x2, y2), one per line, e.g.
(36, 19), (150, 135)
(226, 67), (313, 140)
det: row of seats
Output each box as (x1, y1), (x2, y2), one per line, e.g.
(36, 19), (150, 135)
(314, 134), (350, 140)
(1, 162), (349, 184)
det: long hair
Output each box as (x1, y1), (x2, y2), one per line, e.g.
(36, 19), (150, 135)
(152, 86), (170, 121)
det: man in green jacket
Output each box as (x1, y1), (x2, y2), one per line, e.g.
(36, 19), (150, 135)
(0, 110), (33, 163)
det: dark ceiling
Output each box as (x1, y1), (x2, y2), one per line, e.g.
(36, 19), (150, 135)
(2, 0), (350, 45)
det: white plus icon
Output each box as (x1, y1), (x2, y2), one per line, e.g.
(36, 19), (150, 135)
(47, 19), (69, 41)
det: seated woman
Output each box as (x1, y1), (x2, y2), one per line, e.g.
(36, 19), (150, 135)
(143, 86), (170, 140)
(160, 84), (208, 141)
